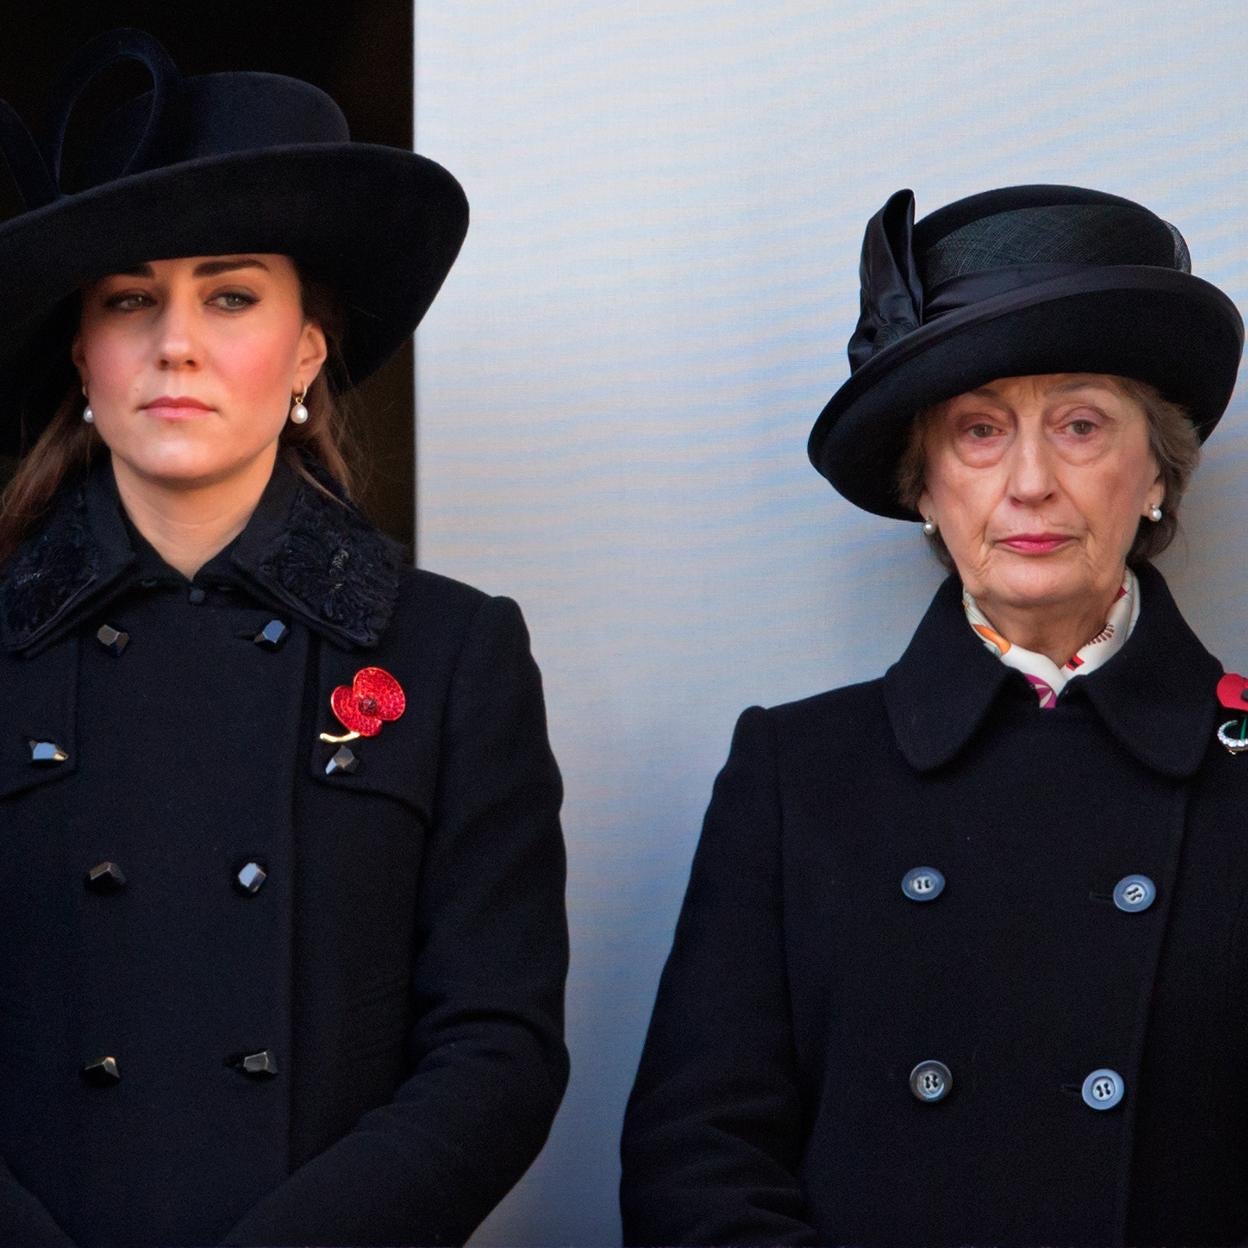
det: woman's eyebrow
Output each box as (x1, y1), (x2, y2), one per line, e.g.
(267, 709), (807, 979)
(100, 258), (270, 279)
(192, 257), (270, 277)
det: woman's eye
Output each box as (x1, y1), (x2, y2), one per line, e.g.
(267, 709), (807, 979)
(104, 292), (154, 311)
(966, 423), (1000, 439)
(210, 291), (258, 310)
(1065, 418), (1099, 436)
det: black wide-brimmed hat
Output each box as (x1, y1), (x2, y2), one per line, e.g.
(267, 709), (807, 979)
(808, 184), (1244, 519)
(0, 28), (468, 453)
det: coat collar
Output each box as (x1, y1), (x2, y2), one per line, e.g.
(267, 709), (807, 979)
(0, 452), (402, 655)
(883, 563), (1222, 778)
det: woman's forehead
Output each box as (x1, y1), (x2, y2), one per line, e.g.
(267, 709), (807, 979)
(92, 254), (292, 280)
(945, 374), (1139, 405)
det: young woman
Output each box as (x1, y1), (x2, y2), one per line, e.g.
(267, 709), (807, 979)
(0, 30), (567, 1247)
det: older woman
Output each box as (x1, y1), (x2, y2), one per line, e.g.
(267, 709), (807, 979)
(620, 185), (1245, 1246)
(0, 30), (566, 1248)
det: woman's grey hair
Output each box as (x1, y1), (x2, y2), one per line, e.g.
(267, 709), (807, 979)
(895, 376), (1201, 571)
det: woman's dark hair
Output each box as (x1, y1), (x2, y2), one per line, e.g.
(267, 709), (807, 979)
(896, 376), (1201, 570)
(0, 262), (356, 564)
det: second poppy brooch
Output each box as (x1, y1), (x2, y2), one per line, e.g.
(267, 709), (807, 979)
(320, 666), (407, 743)
(1216, 672), (1248, 754)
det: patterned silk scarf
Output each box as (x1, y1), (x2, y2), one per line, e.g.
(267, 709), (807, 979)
(963, 568), (1140, 709)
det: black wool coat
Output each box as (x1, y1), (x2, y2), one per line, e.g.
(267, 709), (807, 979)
(0, 455), (568, 1247)
(622, 564), (1248, 1247)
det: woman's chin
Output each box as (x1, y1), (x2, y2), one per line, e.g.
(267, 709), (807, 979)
(987, 563), (1104, 614)
(108, 445), (278, 493)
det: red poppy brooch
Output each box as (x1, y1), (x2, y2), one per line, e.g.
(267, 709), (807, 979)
(1216, 672), (1248, 754)
(319, 666), (407, 744)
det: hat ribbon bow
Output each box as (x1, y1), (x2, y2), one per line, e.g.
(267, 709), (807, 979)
(846, 188), (924, 373)
(0, 28), (179, 212)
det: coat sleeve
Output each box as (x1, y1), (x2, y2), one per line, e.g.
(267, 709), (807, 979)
(221, 594), (569, 1247)
(620, 705), (818, 1245)
(0, 1157), (77, 1246)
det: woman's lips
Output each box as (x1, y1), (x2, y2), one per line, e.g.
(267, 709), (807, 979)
(142, 396), (214, 420)
(997, 534), (1073, 553)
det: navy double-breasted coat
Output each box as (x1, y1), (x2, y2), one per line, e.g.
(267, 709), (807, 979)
(622, 564), (1248, 1246)
(0, 455), (568, 1247)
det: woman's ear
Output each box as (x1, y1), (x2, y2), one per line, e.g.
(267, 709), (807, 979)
(296, 320), (328, 389)
(70, 330), (87, 384)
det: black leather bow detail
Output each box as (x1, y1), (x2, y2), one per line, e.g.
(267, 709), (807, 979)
(846, 189), (924, 373)
(0, 28), (179, 210)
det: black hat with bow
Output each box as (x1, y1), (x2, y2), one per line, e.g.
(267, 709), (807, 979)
(808, 184), (1244, 519)
(0, 28), (468, 453)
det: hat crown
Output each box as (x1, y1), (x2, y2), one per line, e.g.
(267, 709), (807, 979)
(74, 73), (351, 190)
(848, 185), (1192, 375)
(0, 29), (352, 208)
(920, 202), (1188, 288)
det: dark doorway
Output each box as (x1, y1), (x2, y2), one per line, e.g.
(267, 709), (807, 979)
(0, 0), (417, 548)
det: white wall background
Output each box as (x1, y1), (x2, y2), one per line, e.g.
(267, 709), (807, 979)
(412, 4), (1248, 1243)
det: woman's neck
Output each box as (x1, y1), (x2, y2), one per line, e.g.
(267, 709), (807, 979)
(110, 450), (278, 580)
(975, 585), (1121, 668)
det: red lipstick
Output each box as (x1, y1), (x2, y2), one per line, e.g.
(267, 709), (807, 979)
(998, 533), (1072, 554)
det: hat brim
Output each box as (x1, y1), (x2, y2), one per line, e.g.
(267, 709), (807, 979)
(808, 267), (1245, 520)
(0, 143), (468, 450)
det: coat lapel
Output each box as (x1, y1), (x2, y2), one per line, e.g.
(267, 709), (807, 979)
(882, 575), (1012, 772)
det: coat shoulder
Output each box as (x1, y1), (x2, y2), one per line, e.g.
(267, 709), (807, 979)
(765, 677), (890, 751)
(383, 565), (532, 661)
(397, 565), (492, 621)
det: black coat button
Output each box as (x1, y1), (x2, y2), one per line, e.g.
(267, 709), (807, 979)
(187, 586), (207, 605)
(85, 861), (127, 893)
(325, 745), (359, 776)
(234, 861), (268, 895)
(235, 1050), (279, 1078)
(82, 1056), (120, 1086)
(28, 740), (68, 765)
(95, 624), (130, 656)
(252, 619), (290, 650)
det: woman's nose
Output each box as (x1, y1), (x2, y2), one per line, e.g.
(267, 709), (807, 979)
(1005, 430), (1056, 503)
(154, 298), (199, 369)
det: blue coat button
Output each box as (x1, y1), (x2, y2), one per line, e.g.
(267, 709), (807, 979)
(901, 867), (945, 902)
(1113, 875), (1156, 913)
(1081, 1068), (1125, 1110)
(909, 1060), (952, 1103)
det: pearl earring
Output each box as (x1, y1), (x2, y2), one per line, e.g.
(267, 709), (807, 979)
(81, 385), (94, 424)
(1148, 503), (1163, 523)
(922, 517), (937, 537)
(289, 388), (309, 425)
